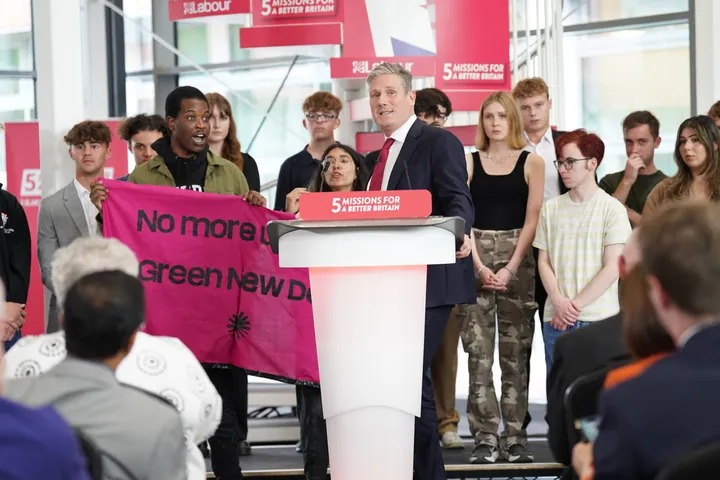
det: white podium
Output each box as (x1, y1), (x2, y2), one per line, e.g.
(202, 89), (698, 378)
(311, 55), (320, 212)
(267, 217), (464, 480)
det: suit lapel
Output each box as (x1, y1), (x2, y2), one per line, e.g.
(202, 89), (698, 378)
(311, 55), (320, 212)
(63, 182), (89, 237)
(387, 119), (423, 190)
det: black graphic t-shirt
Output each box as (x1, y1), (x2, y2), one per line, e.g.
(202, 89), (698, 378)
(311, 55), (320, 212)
(151, 137), (208, 191)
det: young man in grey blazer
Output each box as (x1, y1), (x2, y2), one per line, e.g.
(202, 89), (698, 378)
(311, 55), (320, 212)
(37, 121), (111, 332)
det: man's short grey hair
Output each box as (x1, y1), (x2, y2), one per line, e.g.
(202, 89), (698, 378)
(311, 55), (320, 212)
(51, 237), (139, 308)
(366, 63), (413, 93)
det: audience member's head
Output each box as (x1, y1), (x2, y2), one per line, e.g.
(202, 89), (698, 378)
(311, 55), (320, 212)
(622, 110), (661, 166)
(206, 92), (244, 169)
(64, 271), (144, 366)
(301, 91), (342, 142)
(118, 114), (168, 166)
(51, 237), (139, 311)
(639, 201), (720, 343)
(554, 129), (604, 189)
(307, 142), (369, 193)
(620, 265), (675, 359)
(708, 100), (720, 129)
(667, 115), (720, 201)
(414, 87), (452, 127)
(512, 77), (552, 137)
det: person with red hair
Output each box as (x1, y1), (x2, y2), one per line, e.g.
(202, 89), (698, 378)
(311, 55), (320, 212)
(533, 129), (631, 369)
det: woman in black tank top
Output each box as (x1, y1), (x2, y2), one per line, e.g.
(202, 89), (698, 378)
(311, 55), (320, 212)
(459, 91), (545, 465)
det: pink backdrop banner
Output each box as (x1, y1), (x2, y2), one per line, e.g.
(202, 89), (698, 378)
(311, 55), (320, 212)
(102, 179), (319, 384)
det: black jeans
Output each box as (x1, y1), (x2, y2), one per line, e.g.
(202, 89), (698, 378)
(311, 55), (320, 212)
(232, 367), (249, 440)
(204, 366), (243, 480)
(297, 384), (329, 480)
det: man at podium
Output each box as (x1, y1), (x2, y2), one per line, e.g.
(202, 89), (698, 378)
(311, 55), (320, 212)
(366, 63), (475, 480)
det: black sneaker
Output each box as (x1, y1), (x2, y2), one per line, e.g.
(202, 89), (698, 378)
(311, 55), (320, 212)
(505, 444), (534, 463)
(469, 444), (499, 464)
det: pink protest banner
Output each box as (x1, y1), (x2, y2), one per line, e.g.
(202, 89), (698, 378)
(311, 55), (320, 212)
(101, 179), (319, 385)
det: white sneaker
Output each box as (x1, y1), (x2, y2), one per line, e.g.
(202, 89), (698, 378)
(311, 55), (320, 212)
(440, 431), (465, 449)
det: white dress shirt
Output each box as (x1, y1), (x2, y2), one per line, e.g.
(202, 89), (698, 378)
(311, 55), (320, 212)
(4, 331), (221, 480)
(73, 179), (99, 236)
(524, 128), (560, 202)
(378, 115), (418, 191)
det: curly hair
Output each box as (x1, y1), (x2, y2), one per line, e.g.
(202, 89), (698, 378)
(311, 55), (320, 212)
(63, 121), (112, 146)
(302, 91), (342, 115)
(51, 237), (139, 310)
(512, 77), (550, 99)
(117, 114), (169, 143)
(206, 92), (244, 170)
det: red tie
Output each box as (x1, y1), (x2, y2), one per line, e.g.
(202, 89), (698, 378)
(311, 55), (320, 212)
(368, 138), (395, 191)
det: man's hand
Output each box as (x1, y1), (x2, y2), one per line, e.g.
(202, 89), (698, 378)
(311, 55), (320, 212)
(553, 296), (580, 323)
(285, 188), (308, 214)
(456, 234), (472, 259)
(622, 153), (645, 184)
(243, 190), (267, 207)
(90, 182), (108, 211)
(5, 302), (26, 329)
(572, 442), (594, 479)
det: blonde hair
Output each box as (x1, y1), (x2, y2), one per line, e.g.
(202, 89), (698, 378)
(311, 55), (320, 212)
(475, 91), (527, 151)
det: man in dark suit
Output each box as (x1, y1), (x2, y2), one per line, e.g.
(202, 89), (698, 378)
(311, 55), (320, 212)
(546, 229), (639, 469)
(572, 202), (720, 480)
(366, 63), (475, 480)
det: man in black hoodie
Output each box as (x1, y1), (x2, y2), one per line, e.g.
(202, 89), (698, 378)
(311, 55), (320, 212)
(0, 186), (30, 350)
(92, 86), (265, 480)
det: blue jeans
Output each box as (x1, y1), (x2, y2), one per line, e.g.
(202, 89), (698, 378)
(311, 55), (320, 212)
(3, 330), (22, 351)
(543, 321), (592, 371)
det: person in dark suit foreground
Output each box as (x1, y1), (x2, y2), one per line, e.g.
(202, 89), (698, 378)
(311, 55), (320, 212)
(366, 62), (475, 480)
(545, 230), (640, 468)
(572, 201), (720, 480)
(0, 284), (91, 480)
(6, 271), (186, 480)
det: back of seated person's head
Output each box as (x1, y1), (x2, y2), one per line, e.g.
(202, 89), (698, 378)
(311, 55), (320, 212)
(620, 265), (675, 359)
(52, 237), (139, 311)
(64, 270), (144, 362)
(639, 200), (720, 340)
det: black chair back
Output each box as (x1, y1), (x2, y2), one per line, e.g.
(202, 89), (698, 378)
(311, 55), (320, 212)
(563, 367), (612, 446)
(655, 442), (720, 480)
(74, 428), (103, 480)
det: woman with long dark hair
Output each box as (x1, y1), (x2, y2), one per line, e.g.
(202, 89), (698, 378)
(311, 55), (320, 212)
(643, 115), (720, 219)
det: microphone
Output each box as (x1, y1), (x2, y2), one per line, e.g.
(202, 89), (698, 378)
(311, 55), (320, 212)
(401, 158), (413, 190)
(319, 160), (330, 193)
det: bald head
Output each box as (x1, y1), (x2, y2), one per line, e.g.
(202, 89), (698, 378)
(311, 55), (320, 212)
(619, 228), (642, 279)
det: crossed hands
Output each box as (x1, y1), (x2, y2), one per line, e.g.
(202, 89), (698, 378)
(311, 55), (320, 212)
(1, 302), (26, 341)
(477, 266), (513, 292)
(550, 296), (581, 330)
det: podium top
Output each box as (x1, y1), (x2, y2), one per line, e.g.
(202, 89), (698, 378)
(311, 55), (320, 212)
(267, 216), (466, 254)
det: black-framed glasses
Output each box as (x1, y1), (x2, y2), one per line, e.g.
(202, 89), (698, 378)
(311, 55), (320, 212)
(553, 157), (591, 170)
(305, 112), (337, 122)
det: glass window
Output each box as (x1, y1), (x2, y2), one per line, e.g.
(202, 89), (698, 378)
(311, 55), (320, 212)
(126, 75), (155, 116)
(0, 0), (33, 71)
(123, 0), (154, 72)
(561, 23), (690, 178)
(0, 78), (35, 122)
(179, 61), (331, 187)
(564, 0), (688, 25)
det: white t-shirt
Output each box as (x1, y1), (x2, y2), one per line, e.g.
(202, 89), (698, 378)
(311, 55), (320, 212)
(533, 189), (631, 322)
(4, 331), (221, 480)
